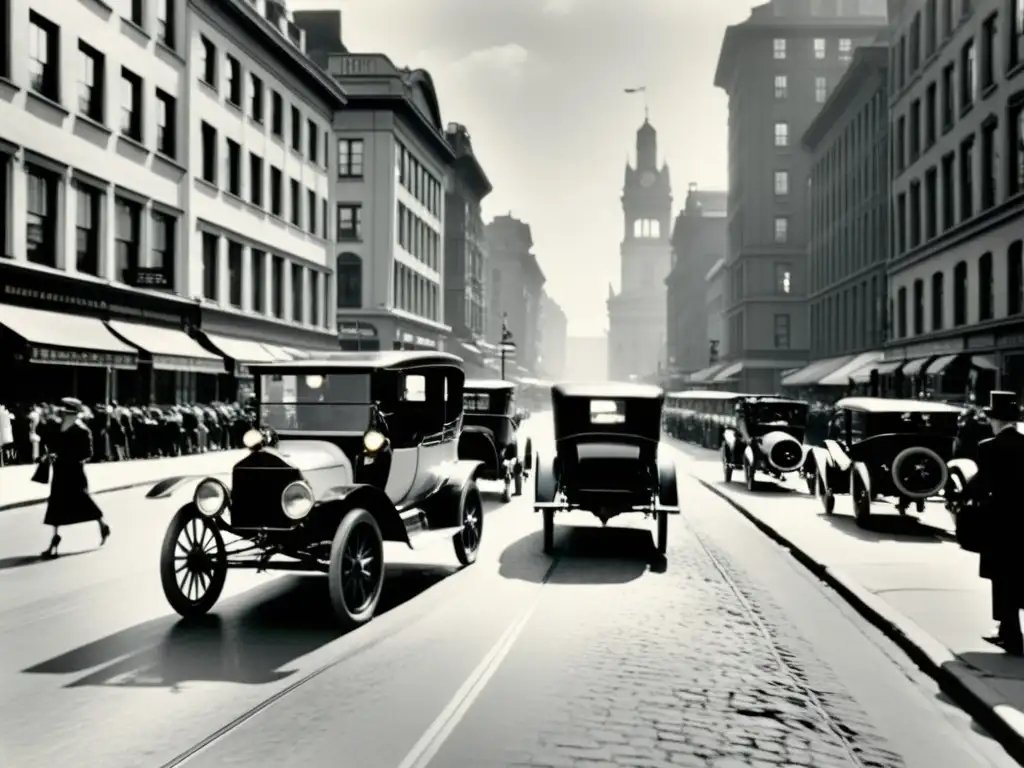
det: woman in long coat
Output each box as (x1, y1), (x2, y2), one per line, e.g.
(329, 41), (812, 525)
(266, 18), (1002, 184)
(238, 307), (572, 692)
(41, 398), (111, 559)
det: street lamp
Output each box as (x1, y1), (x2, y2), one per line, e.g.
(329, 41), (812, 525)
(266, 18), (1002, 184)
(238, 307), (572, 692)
(499, 313), (516, 380)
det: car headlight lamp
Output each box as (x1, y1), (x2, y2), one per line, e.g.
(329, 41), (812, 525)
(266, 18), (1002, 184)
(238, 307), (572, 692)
(194, 478), (229, 517)
(281, 481), (315, 520)
(363, 429), (386, 453)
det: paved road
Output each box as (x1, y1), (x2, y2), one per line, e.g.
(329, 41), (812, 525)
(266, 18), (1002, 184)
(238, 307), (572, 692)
(0, 428), (1016, 767)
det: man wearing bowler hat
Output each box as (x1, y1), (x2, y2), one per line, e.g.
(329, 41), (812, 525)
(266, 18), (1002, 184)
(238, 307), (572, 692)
(972, 391), (1024, 654)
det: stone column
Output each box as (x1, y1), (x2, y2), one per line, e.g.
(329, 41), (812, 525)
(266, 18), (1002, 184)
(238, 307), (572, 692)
(241, 244), (253, 311)
(216, 234), (228, 305)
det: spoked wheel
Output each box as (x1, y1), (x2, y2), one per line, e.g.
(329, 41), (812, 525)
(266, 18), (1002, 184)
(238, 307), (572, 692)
(721, 445), (733, 483)
(328, 509), (385, 630)
(160, 505), (228, 618)
(852, 476), (872, 526)
(542, 509), (555, 555)
(453, 481), (484, 565)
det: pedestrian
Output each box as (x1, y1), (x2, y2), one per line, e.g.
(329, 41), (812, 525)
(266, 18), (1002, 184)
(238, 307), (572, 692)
(40, 397), (111, 560)
(969, 391), (1024, 654)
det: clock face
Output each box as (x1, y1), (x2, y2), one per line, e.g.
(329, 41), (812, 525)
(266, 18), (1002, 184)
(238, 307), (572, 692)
(640, 171), (655, 188)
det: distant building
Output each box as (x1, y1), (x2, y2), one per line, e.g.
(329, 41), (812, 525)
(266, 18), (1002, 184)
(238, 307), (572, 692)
(782, 43), (890, 392)
(665, 183), (727, 383)
(565, 336), (609, 382)
(485, 215), (545, 375)
(539, 293), (568, 379)
(607, 118), (672, 382)
(706, 258), (728, 364)
(713, 0), (887, 392)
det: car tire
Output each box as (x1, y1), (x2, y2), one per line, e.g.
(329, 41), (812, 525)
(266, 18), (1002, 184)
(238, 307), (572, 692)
(818, 474), (835, 515)
(328, 508), (385, 631)
(513, 469), (524, 497)
(160, 505), (228, 619)
(542, 509), (555, 555)
(803, 457), (817, 495)
(656, 510), (668, 555)
(852, 475), (872, 526)
(453, 481), (484, 566)
(721, 445), (733, 483)
(744, 457), (755, 492)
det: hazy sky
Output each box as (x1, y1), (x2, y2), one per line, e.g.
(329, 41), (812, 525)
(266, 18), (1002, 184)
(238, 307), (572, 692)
(292, 0), (752, 335)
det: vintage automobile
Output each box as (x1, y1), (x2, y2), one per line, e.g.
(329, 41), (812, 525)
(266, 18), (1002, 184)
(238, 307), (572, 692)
(458, 379), (533, 501)
(533, 383), (680, 556)
(811, 397), (962, 526)
(149, 351), (486, 629)
(664, 390), (747, 448)
(721, 396), (808, 491)
(945, 420), (1024, 514)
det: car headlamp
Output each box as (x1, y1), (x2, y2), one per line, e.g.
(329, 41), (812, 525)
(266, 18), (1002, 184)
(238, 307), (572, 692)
(243, 428), (265, 450)
(281, 481), (314, 520)
(363, 429), (386, 453)
(194, 478), (229, 517)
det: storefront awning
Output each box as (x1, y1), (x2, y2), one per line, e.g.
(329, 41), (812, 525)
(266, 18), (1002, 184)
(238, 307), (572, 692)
(712, 361), (743, 382)
(849, 358), (903, 383)
(0, 304), (137, 369)
(687, 363), (724, 383)
(924, 353), (959, 375)
(260, 343), (294, 361)
(106, 320), (226, 374)
(203, 333), (278, 364)
(280, 347), (311, 359)
(899, 356), (931, 376)
(970, 355), (998, 370)
(817, 351), (883, 386)
(780, 354), (855, 387)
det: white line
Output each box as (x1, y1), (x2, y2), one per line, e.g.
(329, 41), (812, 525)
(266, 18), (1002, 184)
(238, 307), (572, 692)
(394, 597), (542, 768)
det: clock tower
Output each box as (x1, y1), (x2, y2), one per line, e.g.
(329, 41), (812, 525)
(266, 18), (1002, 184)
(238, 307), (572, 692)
(607, 118), (673, 381)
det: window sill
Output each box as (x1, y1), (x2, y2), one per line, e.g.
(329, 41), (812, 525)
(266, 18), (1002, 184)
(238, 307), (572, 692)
(154, 152), (186, 174)
(120, 17), (151, 44)
(0, 76), (20, 95)
(242, 197), (267, 217)
(980, 82), (997, 101)
(155, 39), (185, 66)
(117, 133), (150, 156)
(195, 177), (219, 194)
(198, 79), (218, 96)
(223, 190), (246, 206)
(959, 101), (975, 119)
(1008, 61), (1024, 81)
(82, 0), (112, 13)
(225, 99), (243, 114)
(338, 173), (365, 181)
(75, 113), (112, 136)
(248, 115), (265, 130)
(26, 89), (70, 117)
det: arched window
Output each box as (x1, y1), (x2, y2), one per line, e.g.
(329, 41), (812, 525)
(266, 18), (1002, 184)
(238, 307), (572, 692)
(632, 218), (661, 238)
(1008, 240), (1023, 316)
(953, 260), (968, 326)
(337, 252), (362, 309)
(978, 252), (993, 321)
(931, 271), (944, 331)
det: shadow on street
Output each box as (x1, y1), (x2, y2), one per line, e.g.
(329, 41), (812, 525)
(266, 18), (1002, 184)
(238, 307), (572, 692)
(818, 511), (946, 542)
(0, 549), (96, 571)
(22, 562), (457, 689)
(499, 525), (655, 585)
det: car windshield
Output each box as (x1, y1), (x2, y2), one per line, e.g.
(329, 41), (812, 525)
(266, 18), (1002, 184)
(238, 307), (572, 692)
(870, 410), (959, 436)
(464, 392), (492, 412)
(259, 373), (371, 432)
(751, 403), (806, 426)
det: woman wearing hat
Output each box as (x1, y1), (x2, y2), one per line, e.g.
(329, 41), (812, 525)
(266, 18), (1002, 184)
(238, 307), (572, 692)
(971, 391), (1024, 654)
(40, 397), (111, 559)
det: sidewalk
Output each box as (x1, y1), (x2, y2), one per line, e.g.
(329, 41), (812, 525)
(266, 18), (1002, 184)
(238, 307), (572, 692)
(683, 457), (1024, 761)
(0, 450), (248, 511)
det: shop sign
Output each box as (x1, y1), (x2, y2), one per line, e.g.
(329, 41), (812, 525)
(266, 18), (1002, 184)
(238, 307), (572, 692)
(151, 355), (227, 375)
(400, 331), (437, 349)
(338, 321), (378, 338)
(966, 333), (995, 350)
(903, 338), (964, 357)
(2, 284), (180, 323)
(997, 332), (1024, 349)
(27, 345), (136, 369)
(125, 268), (172, 290)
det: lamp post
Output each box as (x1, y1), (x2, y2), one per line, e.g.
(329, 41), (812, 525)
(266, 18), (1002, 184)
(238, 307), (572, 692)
(499, 314), (516, 381)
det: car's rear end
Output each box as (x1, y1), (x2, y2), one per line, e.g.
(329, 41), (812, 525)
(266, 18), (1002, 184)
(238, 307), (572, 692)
(850, 432), (955, 499)
(560, 437), (657, 513)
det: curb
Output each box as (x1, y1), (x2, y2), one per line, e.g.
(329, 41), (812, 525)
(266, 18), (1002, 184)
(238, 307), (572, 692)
(692, 473), (1024, 764)
(0, 480), (155, 512)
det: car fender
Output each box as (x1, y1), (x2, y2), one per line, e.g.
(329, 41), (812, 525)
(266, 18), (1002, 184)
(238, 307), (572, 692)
(722, 428), (737, 449)
(947, 457), (978, 493)
(823, 439), (852, 473)
(316, 484), (409, 545)
(145, 474), (232, 502)
(852, 461), (872, 498)
(743, 444), (754, 467)
(534, 452), (558, 504)
(656, 453), (679, 509)
(811, 445), (834, 491)
(440, 459), (484, 491)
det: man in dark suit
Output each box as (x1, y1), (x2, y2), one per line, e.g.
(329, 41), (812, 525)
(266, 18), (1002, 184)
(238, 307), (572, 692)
(973, 391), (1024, 654)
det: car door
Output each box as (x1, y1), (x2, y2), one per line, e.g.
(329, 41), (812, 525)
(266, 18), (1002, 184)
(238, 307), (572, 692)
(384, 373), (423, 505)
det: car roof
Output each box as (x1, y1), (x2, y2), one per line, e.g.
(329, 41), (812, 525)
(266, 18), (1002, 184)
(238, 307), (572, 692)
(667, 390), (748, 399)
(741, 396), (807, 406)
(553, 382), (664, 400)
(249, 350), (464, 372)
(464, 379), (516, 391)
(836, 396), (964, 414)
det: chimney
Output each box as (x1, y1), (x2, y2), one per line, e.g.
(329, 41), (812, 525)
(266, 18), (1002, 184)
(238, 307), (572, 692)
(293, 9), (347, 69)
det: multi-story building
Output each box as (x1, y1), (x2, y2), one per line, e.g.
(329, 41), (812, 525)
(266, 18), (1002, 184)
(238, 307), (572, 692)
(539, 292), (568, 379)
(883, 0), (1024, 401)
(443, 122), (494, 376)
(713, 0), (887, 392)
(665, 183), (727, 383)
(485, 214), (545, 376)
(0, 0), (342, 407)
(782, 42), (891, 392)
(316, 50), (454, 352)
(607, 118), (672, 382)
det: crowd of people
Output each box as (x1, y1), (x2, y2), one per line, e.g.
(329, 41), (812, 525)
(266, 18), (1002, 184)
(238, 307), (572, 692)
(0, 400), (256, 466)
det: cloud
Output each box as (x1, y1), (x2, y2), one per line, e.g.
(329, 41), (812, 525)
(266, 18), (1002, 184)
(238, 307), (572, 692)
(541, 0), (576, 14)
(449, 43), (530, 77)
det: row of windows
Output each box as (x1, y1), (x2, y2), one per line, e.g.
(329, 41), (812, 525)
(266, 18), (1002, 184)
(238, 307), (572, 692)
(810, 275), (886, 357)
(198, 34), (329, 170)
(198, 231), (329, 328)
(773, 36), (854, 62)
(393, 261), (440, 323)
(396, 142), (442, 219)
(728, 262), (794, 301)
(198, 122), (330, 239)
(632, 218), (662, 238)
(892, 240), (1024, 338)
(773, 75), (831, 104)
(893, 102), (1024, 257)
(397, 203), (441, 272)
(26, 11), (179, 159)
(727, 313), (792, 351)
(20, 162), (175, 286)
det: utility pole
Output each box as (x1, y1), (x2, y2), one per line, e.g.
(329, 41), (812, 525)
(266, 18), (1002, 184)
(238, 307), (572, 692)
(499, 313), (516, 380)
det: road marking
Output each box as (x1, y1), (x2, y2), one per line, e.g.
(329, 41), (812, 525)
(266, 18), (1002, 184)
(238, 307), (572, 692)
(395, 558), (559, 768)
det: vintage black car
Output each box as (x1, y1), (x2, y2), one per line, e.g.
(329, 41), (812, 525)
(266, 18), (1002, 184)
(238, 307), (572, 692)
(664, 390), (747, 448)
(458, 379), (533, 501)
(149, 351), (485, 629)
(945, 421), (1024, 514)
(533, 383), (680, 556)
(811, 397), (962, 525)
(721, 396), (808, 491)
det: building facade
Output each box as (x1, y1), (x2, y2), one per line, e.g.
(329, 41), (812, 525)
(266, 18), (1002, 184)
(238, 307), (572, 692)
(320, 51), (454, 352)
(0, 0), (341, 408)
(539, 292), (568, 379)
(665, 183), (727, 382)
(443, 122), (494, 376)
(485, 214), (545, 376)
(713, 0), (888, 392)
(607, 118), (672, 382)
(883, 0), (1024, 401)
(782, 43), (891, 390)
(706, 258), (728, 364)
